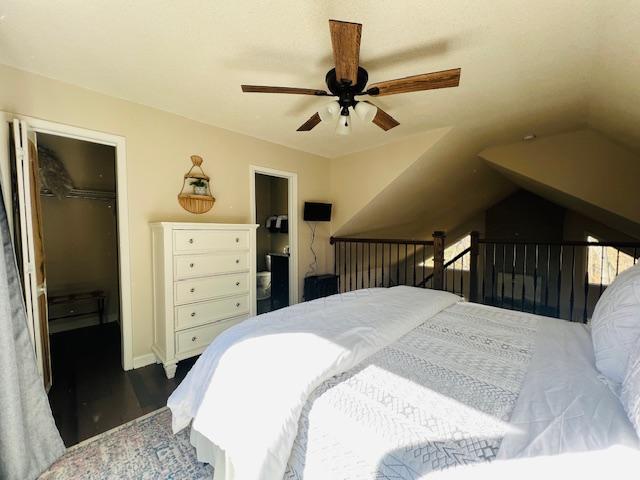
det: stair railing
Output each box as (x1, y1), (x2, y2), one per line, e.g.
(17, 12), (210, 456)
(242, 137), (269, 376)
(331, 231), (640, 323)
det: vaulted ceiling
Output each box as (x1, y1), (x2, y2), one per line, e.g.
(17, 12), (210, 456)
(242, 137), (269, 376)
(3, 0), (636, 159)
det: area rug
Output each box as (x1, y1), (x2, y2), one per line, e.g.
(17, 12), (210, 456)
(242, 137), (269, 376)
(40, 408), (213, 479)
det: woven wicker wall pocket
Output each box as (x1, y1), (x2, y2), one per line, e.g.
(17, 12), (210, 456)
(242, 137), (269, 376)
(177, 155), (215, 214)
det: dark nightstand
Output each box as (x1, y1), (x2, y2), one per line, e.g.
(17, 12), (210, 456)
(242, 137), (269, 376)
(303, 274), (339, 301)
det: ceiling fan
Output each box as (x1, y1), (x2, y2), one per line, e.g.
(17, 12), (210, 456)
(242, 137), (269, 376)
(241, 20), (461, 135)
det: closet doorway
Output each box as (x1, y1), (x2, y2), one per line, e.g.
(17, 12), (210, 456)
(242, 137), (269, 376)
(250, 166), (298, 314)
(0, 115), (133, 384)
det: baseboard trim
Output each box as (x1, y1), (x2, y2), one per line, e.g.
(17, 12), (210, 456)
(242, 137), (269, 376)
(132, 353), (157, 369)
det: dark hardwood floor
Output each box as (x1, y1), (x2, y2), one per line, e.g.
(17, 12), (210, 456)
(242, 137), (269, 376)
(47, 322), (196, 447)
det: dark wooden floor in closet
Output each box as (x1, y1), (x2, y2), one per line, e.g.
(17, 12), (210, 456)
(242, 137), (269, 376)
(48, 322), (196, 447)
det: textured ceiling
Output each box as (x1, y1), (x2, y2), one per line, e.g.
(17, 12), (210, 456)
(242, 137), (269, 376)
(0, 0), (614, 158)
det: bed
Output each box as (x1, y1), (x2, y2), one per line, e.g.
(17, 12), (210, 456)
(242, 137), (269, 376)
(168, 286), (640, 480)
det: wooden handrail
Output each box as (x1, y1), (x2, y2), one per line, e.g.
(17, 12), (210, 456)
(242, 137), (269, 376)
(479, 238), (640, 248)
(330, 236), (434, 246)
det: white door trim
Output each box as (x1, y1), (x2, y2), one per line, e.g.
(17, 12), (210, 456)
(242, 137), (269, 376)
(250, 165), (299, 305)
(2, 113), (134, 371)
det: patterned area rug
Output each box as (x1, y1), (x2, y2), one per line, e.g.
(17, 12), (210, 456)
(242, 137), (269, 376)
(40, 408), (213, 479)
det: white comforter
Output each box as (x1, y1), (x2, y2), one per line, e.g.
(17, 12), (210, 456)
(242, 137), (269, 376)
(167, 287), (460, 480)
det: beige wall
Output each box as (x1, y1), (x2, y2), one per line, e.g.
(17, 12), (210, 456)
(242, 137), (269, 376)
(38, 134), (120, 327)
(329, 128), (452, 234)
(0, 64), (331, 361)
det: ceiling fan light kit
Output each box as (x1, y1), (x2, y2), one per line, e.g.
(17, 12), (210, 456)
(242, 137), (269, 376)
(241, 19), (461, 136)
(319, 100), (341, 121)
(355, 101), (377, 123)
(336, 110), (352, 135)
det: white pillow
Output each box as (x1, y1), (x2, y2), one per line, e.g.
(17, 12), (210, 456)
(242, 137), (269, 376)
(591, 262), (640, 383)
(621, 341), (640, 437)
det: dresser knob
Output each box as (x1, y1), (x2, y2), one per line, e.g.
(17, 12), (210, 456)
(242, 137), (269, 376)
(191, 336), (197, 342)
(191, 312), (196, 317)
(235, 237), (239, 243)
(189, 263), (195, 268)
(235, 259), (240, 264)
(235, 281), (240, 286)
(189, 238), (194, 244)
(236, 302), (241, 307)
(190, 288), (195, 293)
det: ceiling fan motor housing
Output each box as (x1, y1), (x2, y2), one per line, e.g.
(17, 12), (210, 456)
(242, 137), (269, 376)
(325, 67), (369, 110)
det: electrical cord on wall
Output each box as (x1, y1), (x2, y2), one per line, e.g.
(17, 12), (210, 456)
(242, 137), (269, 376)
(306, 221), (317, 277)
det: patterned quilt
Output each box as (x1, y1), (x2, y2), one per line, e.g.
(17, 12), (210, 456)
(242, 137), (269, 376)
(284, 303), (539, 480)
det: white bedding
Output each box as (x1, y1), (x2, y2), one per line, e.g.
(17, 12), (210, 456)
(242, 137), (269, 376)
(167, 287), (461, 480)
(171, 290), (639, 479)
(284, 302), (539, 479)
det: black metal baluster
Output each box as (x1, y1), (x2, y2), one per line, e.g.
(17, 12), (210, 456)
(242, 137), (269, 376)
(599, 245), (605, 296)
(413, 245), (417, 286)
(492, 243), (497, 305)
(501, 244), (507, 307)
(380, 243), (384, 287)
(422, 244), (426, 288)
(360, 243), (364, 289)
(403, 244), (408, 286)
(556, 246), (563, 319)
(375, 243), (378, 287)
(396, 244), (400, 286)
(367, 243), (371, 288)
(341, 242), (347, 292)
(481, 244), (487, 302)
(511, 243), (516, 310)
(583, 269), (589, 323)
(452, 261), (456, 294)
(349, 243), (352, 291)
(356, 243), (359, 289)
(444, 265), (448, 292)
(335, 242), (339, 292)
(545, 244), (551, 314)
(521, 244), (527, 311)
(570, 246), (576, 321)
(532, 244), (538, 314)
(460, 255), (464, 296)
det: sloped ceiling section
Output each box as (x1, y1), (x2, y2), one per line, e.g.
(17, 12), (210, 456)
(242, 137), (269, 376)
(332, 125), (518, 238)
(480, 129), (640, 238)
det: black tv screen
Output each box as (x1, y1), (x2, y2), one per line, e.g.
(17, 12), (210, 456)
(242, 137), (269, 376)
(304, 202), (332, 222)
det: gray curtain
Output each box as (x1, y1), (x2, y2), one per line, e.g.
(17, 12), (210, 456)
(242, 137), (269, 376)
(0, 178), (65, 478)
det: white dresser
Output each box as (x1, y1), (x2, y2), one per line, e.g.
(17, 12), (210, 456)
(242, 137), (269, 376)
(150, 222), (258, 378)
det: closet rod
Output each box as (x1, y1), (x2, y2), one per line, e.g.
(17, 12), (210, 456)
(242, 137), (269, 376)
(40, 188), (116, 201)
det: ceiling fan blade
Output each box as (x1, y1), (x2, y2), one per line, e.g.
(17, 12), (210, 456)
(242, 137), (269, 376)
(366, 102), (399, 131)
(367, 68), (461, 96)
(329, 20), (362, 85)
(241, 85), (329, 96)
(297, 113), (322, 131)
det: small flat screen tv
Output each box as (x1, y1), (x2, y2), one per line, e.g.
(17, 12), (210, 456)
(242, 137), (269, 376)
(304, 202), (332, 222)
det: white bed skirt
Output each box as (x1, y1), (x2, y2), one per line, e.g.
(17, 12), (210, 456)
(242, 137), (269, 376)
(191, 428), (233, 480)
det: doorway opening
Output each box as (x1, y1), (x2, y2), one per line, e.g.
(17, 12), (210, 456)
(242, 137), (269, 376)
(251, 167), (298, 314)
(36, 134), (123, 444)
(0, 115), (158, 446)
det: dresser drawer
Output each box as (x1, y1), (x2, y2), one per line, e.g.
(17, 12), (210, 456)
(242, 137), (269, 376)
(175, 295), (249, 331)
(175, 316), (245, 356)
(174, 229), (249, 253)
(175, 252), (248, 280)
(175, 273), (249, 305)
